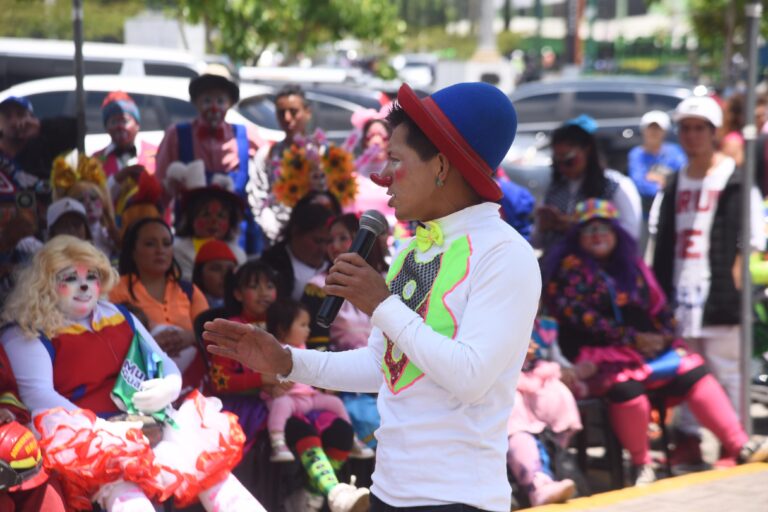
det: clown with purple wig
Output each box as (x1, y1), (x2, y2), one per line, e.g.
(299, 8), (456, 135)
(542, 199), (768, 486)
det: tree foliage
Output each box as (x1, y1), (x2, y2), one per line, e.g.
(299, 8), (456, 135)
(0, 0), (145, 42)
(174, 0), (404, 64)
(648, 0), (768, 83)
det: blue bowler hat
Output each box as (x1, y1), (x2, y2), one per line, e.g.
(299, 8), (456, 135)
(398, 82), (517, 201)
(0, 96), (33, 113)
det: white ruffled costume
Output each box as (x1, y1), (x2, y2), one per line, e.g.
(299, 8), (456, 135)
(3, 301), (264, 512)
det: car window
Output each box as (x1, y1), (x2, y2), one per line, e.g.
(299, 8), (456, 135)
(313, 91), (381, 109)
(144, 63), (198, 78)
(644, 93), (684, 113)
(81, 91), (196, 134)
(158, 96), (199, 128)
(83, 60), (122, 75)
(237, 96), (280, 130)
(0, 56), (80, 90)
(571, 91), (639, 119)
(308, 99), (355, 132)
(26, 91), (72, 119)
(512, 93), (561, 123)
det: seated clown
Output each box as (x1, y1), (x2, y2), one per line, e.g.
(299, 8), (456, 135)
(0, 236), (264, 512)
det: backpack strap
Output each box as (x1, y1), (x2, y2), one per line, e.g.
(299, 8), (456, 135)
(37, 332), (55, 362)
(176, 122), (195, 164)
(230, 124), (250, 196)
(113, 303), (137, 335)
(178, 280), (195, 303)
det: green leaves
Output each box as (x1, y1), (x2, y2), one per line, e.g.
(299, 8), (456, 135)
(175, 0), (403, 64)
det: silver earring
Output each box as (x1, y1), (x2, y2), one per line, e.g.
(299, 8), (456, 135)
(435, 177), (444, 187)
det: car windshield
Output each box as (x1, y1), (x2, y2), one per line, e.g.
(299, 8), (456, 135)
(25, 90), (199, 134)
(236, 96), (281, 130)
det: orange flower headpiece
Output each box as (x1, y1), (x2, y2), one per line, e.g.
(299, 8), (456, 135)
(272, 129), (357, 208)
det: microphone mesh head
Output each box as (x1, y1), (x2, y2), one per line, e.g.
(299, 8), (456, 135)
(359, 210), (388, 237)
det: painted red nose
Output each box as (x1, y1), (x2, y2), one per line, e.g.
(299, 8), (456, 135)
(370, 173), (392, 188)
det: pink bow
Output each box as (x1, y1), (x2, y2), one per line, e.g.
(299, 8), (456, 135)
(350, 102), (392, 130)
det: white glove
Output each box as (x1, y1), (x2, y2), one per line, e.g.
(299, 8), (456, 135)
(132, 374), (182, 413)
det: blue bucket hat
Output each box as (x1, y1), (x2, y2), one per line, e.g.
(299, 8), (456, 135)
(397, 82), (517, 201)
(0, 96), (33, 114)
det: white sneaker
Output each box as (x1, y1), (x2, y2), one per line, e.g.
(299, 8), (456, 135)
(632, 464), (656, 486)
(269, 433), (295, 462)
(349, 437), (375, 459)
(306, 491), (325, 512)
(327, 482), (370, 512)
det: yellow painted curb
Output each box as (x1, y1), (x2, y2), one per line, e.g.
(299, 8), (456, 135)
(529, 462), (768, 511)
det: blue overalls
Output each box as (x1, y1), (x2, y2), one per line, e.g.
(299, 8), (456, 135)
(176, 122), (264, 255)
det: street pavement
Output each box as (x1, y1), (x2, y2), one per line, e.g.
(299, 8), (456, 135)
(531, 403), (768, 511)
(533, 462), (768, 512)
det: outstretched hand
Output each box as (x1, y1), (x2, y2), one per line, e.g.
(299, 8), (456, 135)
(203, 318), (293, 376)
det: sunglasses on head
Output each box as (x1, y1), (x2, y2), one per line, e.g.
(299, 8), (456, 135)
(553, 151), (578, 167)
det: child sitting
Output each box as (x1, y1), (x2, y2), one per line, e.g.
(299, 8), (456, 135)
(264, 298), (373, 462)
(192, 240), (238, 309)
(202, 260), (277, 451)
(172, 164), (246, 280)
(210, 269), (371, 510)
(507, 316), (583, 507)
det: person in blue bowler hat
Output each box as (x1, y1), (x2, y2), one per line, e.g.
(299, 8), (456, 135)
(203, 82), (541, 512)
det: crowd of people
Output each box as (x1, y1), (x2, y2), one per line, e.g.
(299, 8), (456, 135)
(0, 65), (767, 512)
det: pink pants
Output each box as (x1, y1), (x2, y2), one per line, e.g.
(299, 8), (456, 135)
(268, 393), (351, 433)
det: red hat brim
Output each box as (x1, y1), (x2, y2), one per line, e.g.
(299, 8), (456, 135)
(11, 465), (48, 492)
(397, 84), (502, 201)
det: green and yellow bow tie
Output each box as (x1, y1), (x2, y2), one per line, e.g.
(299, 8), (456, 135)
(415, 221), (444, 252)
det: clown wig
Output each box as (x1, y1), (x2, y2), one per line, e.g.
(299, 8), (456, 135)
(541, 217), (640, 294)
(2, 236), (119, 337)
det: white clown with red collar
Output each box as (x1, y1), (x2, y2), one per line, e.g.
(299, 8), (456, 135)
(0, 236), (264, 512)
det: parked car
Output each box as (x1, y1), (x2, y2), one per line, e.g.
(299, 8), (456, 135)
(0, 38), (210, 91)
(0, 75), (283, 155)
(509, 77), (696, 173)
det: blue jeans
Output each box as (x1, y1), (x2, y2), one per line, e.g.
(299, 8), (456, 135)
(370, 494), (486, 512)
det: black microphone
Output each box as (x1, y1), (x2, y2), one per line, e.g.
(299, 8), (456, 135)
(316, 209), (388, 328)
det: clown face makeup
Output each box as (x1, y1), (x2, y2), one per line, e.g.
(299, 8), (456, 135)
(72, 188), (103, 224)
(382, 124), (442, 221)
(193, 199), (230, 239)
(194, 88), (232, 128)
(55, 265), (101, 320)
(578, 220), (617, 260)
(105, 112), (139, 149)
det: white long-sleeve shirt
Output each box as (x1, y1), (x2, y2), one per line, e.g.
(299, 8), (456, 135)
(1, 301), (180, 418)
(286, 202), (541, 511)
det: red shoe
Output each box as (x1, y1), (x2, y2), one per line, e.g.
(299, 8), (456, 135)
(713, 457), (737, 469)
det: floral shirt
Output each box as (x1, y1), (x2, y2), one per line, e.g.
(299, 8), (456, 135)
(545, 254), (676, 361)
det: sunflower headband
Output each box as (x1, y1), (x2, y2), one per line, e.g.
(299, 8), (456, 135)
(51, 154), (107, 192)
(272, 129), (358, 208)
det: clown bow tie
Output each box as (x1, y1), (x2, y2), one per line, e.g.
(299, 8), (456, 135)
(415, 221), (444, 252)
